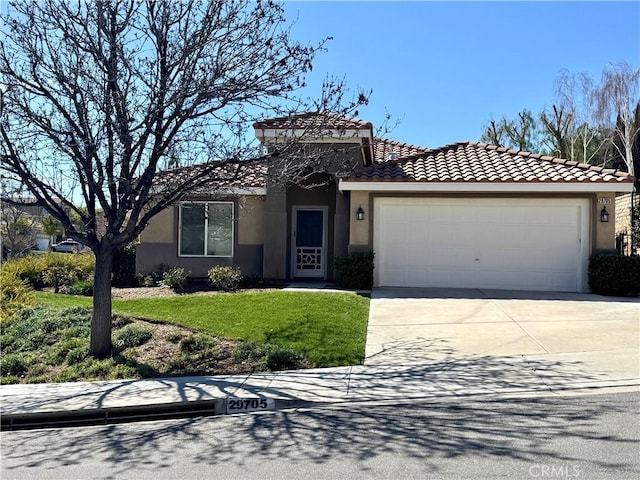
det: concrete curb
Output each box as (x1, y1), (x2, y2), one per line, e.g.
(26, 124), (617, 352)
(3, 380), (638, 431)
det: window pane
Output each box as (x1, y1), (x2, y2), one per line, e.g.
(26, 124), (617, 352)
(207, 203), (233, 256)
(180, 205), (205, 255)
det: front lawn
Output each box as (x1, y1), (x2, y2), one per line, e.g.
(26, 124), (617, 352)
(34, 290), (370, 367)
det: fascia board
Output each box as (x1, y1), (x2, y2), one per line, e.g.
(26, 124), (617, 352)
(338, 180), (635, 194)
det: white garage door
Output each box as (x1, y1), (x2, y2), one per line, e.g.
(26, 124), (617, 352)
(374, 198), (590, 292)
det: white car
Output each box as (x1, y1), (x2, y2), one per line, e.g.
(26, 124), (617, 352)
(51, 239), (90, 253)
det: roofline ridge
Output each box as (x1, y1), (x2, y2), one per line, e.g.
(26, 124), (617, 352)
(253, 111), (373, 129)
(373, 136), (431, 151)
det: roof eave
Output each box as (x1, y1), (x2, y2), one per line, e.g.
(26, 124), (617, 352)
(338, 180), (635, 194)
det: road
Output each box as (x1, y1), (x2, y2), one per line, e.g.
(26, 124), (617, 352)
(1, 392), (639, 480)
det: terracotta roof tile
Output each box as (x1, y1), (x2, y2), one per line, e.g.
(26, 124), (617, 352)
(345, 142), (635, 184)
(372, 137), (431, 163)
(253, 112), (373, 131)
(154, 159), (268, 191)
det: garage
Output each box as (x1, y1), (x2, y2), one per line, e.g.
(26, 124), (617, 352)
(374, 197), (590, 292)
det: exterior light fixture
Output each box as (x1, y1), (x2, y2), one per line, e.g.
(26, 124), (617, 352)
(600, 206), (609, 223)
(356, 205), (365, 221)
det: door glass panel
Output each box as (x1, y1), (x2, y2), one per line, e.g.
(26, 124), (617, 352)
(296, 210), (323, 247)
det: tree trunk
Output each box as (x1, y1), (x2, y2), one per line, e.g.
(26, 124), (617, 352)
(90, 246), (115, 359)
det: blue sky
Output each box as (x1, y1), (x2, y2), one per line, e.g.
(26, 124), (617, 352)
(282, 1), (640, 148)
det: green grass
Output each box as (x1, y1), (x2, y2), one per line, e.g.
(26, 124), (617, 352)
(35, 291), (370, 366)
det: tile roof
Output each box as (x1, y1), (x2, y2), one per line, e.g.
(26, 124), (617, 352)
(345, 142), (635, 184)
(154, 159), (267, 190)
(253, 112), (373, 131)
(372, 137), (431, 163)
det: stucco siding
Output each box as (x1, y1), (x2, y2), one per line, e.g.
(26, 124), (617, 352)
(238, 196), (265, 245)
(615, 193), (633, 234)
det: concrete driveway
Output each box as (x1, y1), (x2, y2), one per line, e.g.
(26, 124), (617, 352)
(365, 288), (640, 391)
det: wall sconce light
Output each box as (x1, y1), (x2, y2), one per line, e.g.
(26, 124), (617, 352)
(356, 205), (365, 221)
(600, 206), (609, 223)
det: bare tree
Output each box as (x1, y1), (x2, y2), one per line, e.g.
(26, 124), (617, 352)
(481, 119), (506, 147)
(539, 104), (573, 159)
(0, 0), (366, 358)
(592, 62), (639, 177)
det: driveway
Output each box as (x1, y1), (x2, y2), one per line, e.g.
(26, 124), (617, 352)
(365, 288), (640, 390)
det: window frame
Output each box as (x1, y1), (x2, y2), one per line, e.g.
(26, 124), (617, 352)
(177, 201), (234, 258)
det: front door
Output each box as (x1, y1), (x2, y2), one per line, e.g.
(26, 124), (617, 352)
(292, 207), (327, 278)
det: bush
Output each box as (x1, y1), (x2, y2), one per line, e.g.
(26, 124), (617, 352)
(1, 255), (47, 289)
(162, 267), (190, 292)
(208, 266), (243, 292)
(588, 254), (640, 296)
(0, 271), (36, 321)
(333, 250), (375, 290)
(0, 353), (29, 377)
(112, 324), (153, 351)
(232, 342), (306, 372)
(178, 334), (214, 353)
(136, 263), (172, 287)
(67, 279), (94, 296)
(1, 252), (94, 291)
(112, 242), (137, 287)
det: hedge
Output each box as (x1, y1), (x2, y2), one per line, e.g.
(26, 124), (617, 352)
(333, 250), (375, 290)
(588, 254), (640, 297)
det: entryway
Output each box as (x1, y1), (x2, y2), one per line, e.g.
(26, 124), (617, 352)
(291, 206), (328, 278)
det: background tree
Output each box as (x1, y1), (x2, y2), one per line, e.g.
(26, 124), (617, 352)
(539, 104), (572, 159)
(592, 61), (639, 178)
(481, 109), (540, 152)
(0, 201), (36, 258)
(41, 215), (65, 245)
(0, 0), (366, 358)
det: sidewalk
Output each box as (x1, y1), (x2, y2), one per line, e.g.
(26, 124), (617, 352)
(2, 351), (638, 429)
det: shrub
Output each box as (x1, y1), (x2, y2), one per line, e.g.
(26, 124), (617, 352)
(0, 353), (29, 377)
(165, 332), (185, 344)
(42, 264), (78, 293)
(333, 250), (375, 290)
(1, 252), (95, 291)
(232, 342), (306, 372)
(112, 242), (137, 287)
(137, 263), (172, 287)
(208, 266), (242, 292)
(112, 324), (153, 351)
(178, 334), (213, 353)
(0, 271), (36, 321)
(1, 254), (47, 288)
(240, 273), (262, 289)
(162, 267), (190, 292)
(588, 254), (640, 296)
(67, 279), (93, 296)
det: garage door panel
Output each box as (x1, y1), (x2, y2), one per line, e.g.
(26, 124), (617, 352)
(375, 198), (588, 292)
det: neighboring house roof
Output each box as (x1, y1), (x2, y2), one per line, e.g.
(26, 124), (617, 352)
(344, 142), (635, 184)
(253, 112), (373, 132)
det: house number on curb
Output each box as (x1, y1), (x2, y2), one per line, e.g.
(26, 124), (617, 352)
(226, 397), (275, 414)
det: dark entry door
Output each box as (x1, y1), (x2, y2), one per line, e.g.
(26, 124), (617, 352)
(293, 208), (326, 277)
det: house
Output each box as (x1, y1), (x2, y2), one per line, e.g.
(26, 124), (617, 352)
(136, 113), (636, 293)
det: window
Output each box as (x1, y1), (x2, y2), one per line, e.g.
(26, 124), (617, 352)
(179, 202), (233, 257)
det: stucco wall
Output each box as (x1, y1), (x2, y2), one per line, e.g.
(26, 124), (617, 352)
(594, 193), (616, 253)
(136, 195), (265, 277)
(615, 193), (633, 234)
